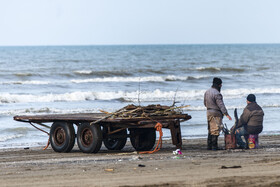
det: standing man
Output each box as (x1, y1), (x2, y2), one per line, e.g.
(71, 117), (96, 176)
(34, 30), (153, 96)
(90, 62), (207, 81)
(204, 77), (232, 150)
(235, 94), (264, 149)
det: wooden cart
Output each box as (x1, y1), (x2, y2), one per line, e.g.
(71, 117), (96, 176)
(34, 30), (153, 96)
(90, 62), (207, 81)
(14, 113), (191, 153)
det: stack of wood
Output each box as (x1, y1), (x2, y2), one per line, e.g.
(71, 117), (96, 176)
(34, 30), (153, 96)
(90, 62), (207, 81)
(110, 104), (186, 119)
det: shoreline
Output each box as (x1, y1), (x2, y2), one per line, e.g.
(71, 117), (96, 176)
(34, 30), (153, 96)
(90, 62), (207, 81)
(2, 132), (280, 150)
(0, 134), (280, 186)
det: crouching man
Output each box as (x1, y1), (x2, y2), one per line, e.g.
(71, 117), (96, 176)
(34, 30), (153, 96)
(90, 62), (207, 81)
(235, 94), (264, 149)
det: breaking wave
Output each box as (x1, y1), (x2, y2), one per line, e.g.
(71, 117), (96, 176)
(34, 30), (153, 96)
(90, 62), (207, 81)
(73, 70), (133, 77)
(0, 75), (209, 85)
(195, 67), (245, 73)
(222, 88), (280, 99)
(0, 134), (25, 142)
(1, 107), (102, 116)
(0, 80), (51, 85)
(196, 67), (221, 72)
(1, 87), (280, 104)
(2, 127), (29, 134)
(0, 128), (29, 142)
(71, 75), (209, 83)
(14, 73), (34, 77)
(0, 91), (96, 103)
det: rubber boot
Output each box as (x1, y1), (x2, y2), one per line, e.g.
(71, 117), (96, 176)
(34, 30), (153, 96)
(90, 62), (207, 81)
(207, 133), (212, 150)
(244, 135), (249, 149)
(212, 135), (218, 151)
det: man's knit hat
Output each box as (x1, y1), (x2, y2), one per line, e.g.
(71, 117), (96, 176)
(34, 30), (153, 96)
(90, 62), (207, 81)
(213, 77), (222, 85)
(247, 94), (256, 102)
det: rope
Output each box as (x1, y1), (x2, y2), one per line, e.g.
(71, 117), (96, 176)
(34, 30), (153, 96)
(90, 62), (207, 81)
(139, 122), (163, 154)
(29, 122), (50, 150)
(43, 138), (50, 150)
(29, 122), (50, 135)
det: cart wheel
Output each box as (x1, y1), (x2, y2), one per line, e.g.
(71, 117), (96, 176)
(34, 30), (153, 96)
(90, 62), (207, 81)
(50, 122), (75, 153)
(103, 127), (127, 150)
(77, 122), (102, 153)
(129, 128), (156, 151)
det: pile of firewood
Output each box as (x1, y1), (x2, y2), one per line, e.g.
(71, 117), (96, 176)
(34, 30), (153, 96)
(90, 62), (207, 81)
(92, 104), (189, 125)
(109, 104), (186, 119)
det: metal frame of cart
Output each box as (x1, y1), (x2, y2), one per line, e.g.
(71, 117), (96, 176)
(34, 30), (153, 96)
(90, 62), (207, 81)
(14, 113), (191, 153)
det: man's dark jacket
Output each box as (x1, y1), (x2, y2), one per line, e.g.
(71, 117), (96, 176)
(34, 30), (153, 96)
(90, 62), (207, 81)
(237, 102), (264, 134)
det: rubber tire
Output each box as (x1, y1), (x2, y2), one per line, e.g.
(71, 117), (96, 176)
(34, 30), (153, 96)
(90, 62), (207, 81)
(77, 122), (102, 153)
(103, 127), (127, 150)
(130, 128), (156, 151)
(50, 122), (75, 153)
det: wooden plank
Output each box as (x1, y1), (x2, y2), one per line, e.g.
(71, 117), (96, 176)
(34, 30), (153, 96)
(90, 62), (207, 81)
(170, 120), (182, 149)
(14, 113), (191, 123)
(13, 113), (107, 123)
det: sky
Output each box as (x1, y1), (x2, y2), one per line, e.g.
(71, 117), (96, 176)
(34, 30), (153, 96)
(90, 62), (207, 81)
(1, 0), (280, 46)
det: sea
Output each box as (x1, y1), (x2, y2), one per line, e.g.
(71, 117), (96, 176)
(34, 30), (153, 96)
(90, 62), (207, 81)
(0, 44), (280, 149)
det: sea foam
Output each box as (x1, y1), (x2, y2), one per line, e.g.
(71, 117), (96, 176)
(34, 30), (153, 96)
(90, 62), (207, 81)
(70, 75), (208, 83)
(1, 87), (280, 104)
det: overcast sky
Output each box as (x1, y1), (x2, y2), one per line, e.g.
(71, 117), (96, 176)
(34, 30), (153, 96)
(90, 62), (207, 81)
(1, 0), (280, 46)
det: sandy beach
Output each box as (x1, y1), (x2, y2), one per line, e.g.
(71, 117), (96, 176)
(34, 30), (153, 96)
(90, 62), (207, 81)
(0, 135), (280, 187)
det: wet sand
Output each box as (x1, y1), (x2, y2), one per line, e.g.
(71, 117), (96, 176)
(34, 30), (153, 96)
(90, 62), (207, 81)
(1, 135), (280, 187)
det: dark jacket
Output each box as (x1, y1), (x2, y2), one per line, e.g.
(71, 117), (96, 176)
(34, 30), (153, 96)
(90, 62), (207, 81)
(204, 87), (229, 117)
(237, 102), (264, 134)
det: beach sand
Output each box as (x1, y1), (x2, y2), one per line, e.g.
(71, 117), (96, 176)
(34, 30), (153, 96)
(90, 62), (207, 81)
(0, 135), (280, 187)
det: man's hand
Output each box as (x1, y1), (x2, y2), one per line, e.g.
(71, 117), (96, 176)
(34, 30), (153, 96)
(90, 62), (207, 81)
(230, 125), (235, 132)
(226, 115), (232, 120)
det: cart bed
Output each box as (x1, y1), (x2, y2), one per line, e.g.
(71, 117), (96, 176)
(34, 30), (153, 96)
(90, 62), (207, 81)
(14, 113), (191, 124)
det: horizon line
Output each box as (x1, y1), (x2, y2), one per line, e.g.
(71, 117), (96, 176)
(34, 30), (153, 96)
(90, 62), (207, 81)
(1, 42), (280, 47)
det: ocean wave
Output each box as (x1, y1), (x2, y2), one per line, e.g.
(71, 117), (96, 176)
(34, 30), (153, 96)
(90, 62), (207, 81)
(71, 76), (165, 83)
(262, 103), (280, 108)
(1, 87), (280, 104)
(0, 134), (25, 142)
(4, 102), (279, 117)
(0, 89), (200, 103)
(2, 80), (50, 85)
(222, 88), (280, 99)
(0, 91), (96, 103)
(71, 75), (208, 83)
(73, 70), (93, 75)
(257, 67), (270, 71)
(14, 73), (34, 77)
(196, 67), (221, 72)
(5, 107), (101, 116)
(55, 59), (80, 63)
(137, 69), (166, 74)
(184, 105), (253, 111)
(195, 67), (245, 73)
(2, 127), (29, 134)
(73, 70), (132, 76)
(0, 75), (211, 86)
